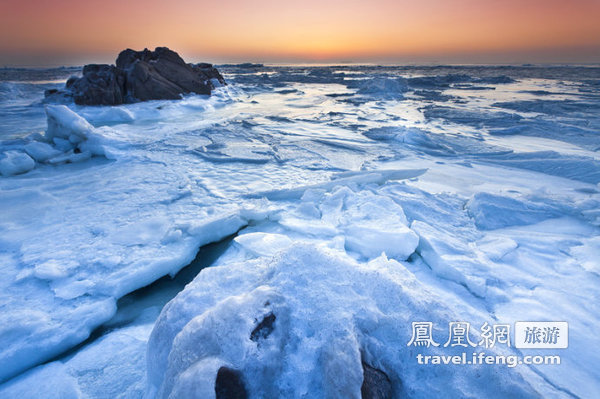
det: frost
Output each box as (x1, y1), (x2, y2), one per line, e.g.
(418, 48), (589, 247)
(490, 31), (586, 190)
(0, 151), (35, 176)
(0, 65), (599, 398)
(147, 245), (538, 399)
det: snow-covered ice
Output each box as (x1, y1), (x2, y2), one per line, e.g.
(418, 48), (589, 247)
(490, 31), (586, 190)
(0, 150), (35, 176)
(147, 245), (538, 399)
(0, 64), (599, 398)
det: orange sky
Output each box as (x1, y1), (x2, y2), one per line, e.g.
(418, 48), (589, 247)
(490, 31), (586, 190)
(1, 0), (599, 65)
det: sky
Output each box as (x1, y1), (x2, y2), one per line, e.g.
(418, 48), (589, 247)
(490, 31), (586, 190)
(1, 0), (599, 66)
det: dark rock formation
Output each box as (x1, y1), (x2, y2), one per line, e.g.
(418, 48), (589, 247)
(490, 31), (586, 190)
(46, 47), (225, 106)
(191, 62), (227, 86)
(70, 64), (125, 105)
(250, 312), (276, 342)
(215, 367), (247, 399)
(361, 362), (393, 399)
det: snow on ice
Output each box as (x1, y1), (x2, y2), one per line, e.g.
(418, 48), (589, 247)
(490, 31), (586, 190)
(0, 65), (599, 398)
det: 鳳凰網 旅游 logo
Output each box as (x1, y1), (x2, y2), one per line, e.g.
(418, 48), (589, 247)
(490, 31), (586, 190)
(407, 321), (567, 367)
(407, 321), (568, 349)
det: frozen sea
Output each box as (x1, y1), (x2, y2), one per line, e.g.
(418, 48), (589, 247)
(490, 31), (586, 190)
(0, 64), (599, 398)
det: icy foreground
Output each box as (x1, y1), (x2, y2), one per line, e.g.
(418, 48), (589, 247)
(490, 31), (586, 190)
(0, 65), (599, 398)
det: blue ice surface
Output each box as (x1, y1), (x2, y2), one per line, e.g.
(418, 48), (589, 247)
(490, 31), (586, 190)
(0, 64), (599, 398)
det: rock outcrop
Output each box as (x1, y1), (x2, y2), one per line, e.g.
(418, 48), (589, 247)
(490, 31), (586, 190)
(215, 367), (247, 399)
(361, 362), (393, 399)
(68, 64), (125, 105)
(46, 47), (226, 106)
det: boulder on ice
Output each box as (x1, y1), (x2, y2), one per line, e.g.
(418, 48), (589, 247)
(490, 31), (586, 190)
(46, 47), (226, 105)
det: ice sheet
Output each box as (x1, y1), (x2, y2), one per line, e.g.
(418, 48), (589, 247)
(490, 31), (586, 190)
(0, 65), (598, 397)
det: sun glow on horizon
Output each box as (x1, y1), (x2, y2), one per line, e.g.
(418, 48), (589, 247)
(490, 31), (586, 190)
(1, 0), (599, 65)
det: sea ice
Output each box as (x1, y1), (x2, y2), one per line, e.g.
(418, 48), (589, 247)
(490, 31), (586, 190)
(0, 64), (598, 398)
(0, 150), (35, 176)
(147, 245), (540, 399)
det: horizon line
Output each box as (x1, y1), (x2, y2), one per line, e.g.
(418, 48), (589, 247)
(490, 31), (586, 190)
(2, 60), (600, 69)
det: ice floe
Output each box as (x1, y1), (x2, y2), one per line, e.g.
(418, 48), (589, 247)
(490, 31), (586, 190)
(0, 64), (599, 398)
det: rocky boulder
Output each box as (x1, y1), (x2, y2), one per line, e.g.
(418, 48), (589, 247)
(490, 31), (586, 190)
(46, 47), (225, 106)
(361, 362), (393, 399)
(69, 64), (125, 105)
(215, 367), (247, 399)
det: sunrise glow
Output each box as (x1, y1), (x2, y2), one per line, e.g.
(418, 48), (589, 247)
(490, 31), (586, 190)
(1, 0), (599, 65)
